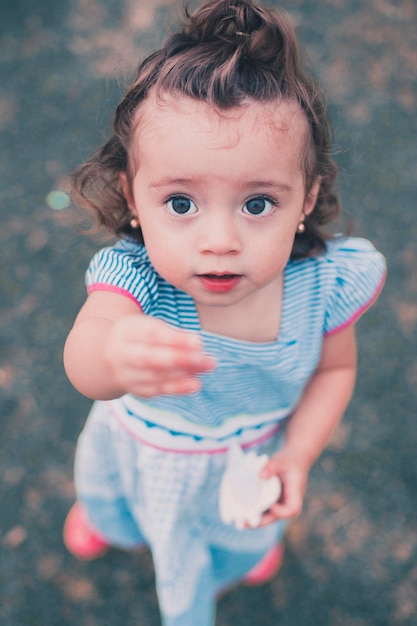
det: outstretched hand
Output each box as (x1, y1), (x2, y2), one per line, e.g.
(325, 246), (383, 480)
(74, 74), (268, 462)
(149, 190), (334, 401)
(64, 291), (217, 400)
(103, 314), (216, 398)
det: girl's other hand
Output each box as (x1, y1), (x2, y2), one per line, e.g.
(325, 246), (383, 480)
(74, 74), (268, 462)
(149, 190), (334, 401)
(254, 450), (310, 527)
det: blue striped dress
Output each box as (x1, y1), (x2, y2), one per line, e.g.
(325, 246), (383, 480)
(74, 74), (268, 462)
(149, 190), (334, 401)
(74, 236), (385, 626)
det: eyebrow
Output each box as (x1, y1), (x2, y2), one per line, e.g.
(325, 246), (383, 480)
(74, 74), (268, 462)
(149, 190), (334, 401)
(149, 178), (195, 189)
(149, 177), (293, 192)
(246, 180), (292, 192)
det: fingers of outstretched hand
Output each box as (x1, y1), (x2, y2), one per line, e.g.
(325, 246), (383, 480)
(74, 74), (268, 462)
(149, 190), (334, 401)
(122, 372), (203, 398)
(116, 354), (212, 397)
(136, 316), (203, 349)
(105, 315), (215, 396)
(113, 333), (216, 377)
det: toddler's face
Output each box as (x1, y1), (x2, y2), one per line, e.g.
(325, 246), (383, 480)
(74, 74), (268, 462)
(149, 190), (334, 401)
(122, 93), (319, 329)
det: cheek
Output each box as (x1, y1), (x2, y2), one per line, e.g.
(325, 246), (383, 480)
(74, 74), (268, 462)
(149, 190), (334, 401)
(144, 237), (184, 283)
(251, 228), (295, 268)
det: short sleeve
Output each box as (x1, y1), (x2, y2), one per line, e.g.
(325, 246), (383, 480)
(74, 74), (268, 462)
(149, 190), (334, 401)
(85, 241), (158, 313)
(323, 237), (386, 335)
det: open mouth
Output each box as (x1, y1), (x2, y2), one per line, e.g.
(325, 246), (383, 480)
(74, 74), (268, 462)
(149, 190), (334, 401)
(204, 273), (237, 279)
(197, 273), (242, 293)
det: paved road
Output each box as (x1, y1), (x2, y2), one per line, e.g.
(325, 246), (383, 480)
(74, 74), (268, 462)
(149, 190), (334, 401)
(0, 1), (416, 624)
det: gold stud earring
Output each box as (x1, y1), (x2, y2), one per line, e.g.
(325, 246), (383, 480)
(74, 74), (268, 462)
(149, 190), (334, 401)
(130, 217), (139, 228)
(296, 221), (305, 234)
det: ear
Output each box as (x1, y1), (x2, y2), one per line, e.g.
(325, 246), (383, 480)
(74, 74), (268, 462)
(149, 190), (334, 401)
(303, 177), (321, 217)
(119, 172), (136, 213)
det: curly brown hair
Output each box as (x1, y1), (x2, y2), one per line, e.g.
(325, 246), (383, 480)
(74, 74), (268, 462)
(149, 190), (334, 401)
(72, 0), (341, 258)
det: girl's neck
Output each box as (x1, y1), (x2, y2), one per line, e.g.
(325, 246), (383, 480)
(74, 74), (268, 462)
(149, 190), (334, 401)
(195, 274), (284, 343)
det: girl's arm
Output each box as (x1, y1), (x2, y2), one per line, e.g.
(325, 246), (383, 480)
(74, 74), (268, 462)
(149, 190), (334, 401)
(258, 324), (357, 526)
(63, 291), (215, 400)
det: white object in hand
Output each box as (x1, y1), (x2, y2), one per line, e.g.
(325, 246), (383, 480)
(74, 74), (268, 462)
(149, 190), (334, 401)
(219, 442), (282, 529)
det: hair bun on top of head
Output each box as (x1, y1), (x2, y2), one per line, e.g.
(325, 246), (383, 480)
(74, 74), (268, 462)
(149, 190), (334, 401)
(185, 0), (295, 68)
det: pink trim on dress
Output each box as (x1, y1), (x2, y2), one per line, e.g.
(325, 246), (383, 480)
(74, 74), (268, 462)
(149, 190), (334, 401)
(110, 404), (282, 455)
(87, 283), (143, 310)
(324, 271), (386, 337)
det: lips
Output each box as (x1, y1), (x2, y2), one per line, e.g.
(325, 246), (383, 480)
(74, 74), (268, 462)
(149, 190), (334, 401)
(197, 273), (242, 294)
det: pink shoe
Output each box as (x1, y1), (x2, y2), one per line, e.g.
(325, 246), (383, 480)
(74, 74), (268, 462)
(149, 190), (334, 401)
(244, 544), (284, 585)
(63, 502), (110, 560)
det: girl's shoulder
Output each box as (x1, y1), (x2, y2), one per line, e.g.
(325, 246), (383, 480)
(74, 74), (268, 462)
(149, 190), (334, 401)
(320, 235), (385, 265)
(289, 235), (386, 279)
(87, 238), (151, 271)
(85, 239), (162, 312)
(286, 236), (386, 335)
(316, 236), (386, 298)
(85, 239), (199, 327)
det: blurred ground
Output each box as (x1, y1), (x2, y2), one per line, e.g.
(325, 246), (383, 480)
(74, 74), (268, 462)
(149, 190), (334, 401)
(0, 1), (416, 624)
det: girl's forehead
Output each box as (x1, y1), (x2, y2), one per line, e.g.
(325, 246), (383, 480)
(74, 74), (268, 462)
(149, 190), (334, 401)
(132, 91), (309, 154)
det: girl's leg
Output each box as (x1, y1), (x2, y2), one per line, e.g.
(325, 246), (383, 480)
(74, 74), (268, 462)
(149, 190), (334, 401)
(149, 535), (217, 626)
(154, 545), (283, 624)
(211, 545), (269, 597)
(158, 571), (216, 626)
(212, 542), (284, 596)
(66, 402), (146, 553)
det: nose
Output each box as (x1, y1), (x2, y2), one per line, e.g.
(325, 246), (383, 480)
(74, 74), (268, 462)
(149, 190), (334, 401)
(198, 211), (241, 255)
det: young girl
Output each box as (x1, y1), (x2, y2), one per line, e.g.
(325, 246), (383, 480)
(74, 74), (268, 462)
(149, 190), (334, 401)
(63, 1), (386, 624)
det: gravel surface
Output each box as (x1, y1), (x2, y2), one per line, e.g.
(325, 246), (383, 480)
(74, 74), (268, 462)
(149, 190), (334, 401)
(1, 1), (416, 624)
